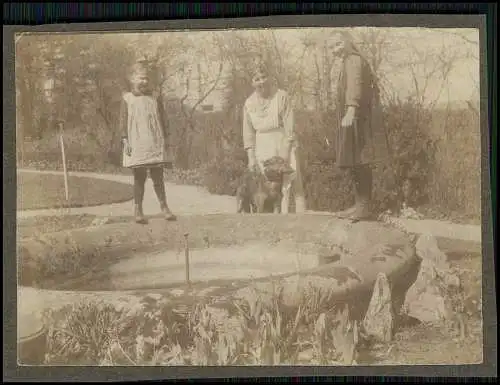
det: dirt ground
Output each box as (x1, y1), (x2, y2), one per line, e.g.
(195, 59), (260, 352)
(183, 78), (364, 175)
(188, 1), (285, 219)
(363, 252), (483, 365)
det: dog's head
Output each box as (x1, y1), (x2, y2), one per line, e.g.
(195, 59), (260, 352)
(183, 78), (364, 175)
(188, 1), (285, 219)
(262, 156), (295, 182)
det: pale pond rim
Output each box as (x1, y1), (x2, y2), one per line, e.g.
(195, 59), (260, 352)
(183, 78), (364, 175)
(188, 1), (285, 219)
(49, 243), (323, 292)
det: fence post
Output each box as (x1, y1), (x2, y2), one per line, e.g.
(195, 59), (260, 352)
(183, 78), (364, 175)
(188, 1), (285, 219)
(57, 120), (70, 203)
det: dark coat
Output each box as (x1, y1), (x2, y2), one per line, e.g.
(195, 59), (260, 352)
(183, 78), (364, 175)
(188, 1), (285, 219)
(335, 48), (388, 168)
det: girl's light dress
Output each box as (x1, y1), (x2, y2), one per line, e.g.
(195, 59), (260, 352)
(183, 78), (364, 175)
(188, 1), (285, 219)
(122, 91), (173, 168)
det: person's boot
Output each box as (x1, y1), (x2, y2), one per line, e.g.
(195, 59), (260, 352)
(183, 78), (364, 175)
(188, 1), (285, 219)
(159, 200), (177, 221)
(152, 173), (177, 222)
(348, 165), (373, 222)
(135, 203), (148, 224)
(161, 205), (177, 221)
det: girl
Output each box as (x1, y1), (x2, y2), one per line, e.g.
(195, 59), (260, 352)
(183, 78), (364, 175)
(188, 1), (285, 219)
(242, 61), (306, 214)
(119, 59), (176, 224)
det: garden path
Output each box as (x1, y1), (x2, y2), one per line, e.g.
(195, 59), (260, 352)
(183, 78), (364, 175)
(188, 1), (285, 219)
(16, 168), (481, 244)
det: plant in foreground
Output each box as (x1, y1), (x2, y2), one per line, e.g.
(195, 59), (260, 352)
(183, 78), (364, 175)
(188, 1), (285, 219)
(44, 300), (130, 365)
(44, 280), (365, 366)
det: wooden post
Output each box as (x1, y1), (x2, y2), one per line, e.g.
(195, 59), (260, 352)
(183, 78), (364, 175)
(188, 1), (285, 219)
(183, 233), (191, 286)
(58, 121), (69, 203)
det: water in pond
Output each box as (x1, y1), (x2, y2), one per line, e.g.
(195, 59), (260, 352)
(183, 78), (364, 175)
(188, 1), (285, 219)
(69, 242), (321, 291)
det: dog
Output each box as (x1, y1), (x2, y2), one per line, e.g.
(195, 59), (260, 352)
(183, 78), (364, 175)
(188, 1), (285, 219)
(236, 156), (294, 214)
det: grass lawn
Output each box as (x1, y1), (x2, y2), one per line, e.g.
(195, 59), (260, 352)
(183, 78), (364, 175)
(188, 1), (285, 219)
(17, 172), (134, 211)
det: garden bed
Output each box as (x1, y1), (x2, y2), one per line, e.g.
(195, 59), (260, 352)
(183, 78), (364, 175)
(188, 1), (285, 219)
(19, 214), (422, 365)
(37, 249), (482, 366)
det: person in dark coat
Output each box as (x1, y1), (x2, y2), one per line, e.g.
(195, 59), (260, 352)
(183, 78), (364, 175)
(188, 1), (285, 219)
(329, 31), (387, 221)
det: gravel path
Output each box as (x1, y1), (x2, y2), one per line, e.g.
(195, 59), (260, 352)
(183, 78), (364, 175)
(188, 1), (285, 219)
(16, 168), (482, 244)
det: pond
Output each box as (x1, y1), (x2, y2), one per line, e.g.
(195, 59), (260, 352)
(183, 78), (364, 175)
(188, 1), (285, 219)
(57, 241), (322, 291)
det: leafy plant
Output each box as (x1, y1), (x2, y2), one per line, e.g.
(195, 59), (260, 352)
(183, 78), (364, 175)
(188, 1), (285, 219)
(44, 300), (131, 365)
(202, 148), (248, 196)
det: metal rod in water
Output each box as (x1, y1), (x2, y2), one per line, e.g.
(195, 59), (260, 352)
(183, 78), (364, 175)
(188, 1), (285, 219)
(183, 233), (190, 285)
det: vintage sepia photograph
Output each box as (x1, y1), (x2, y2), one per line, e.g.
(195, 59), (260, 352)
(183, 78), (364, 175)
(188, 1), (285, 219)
(15, 25), (484, 367)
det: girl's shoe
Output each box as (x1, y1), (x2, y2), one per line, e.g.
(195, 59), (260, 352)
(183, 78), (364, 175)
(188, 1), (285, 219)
(135, 204), (148, 224)
(162, 207), (177, 221)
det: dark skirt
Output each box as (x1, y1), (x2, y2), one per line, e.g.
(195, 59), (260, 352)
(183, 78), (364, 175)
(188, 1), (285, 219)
(336, 118), (366, 168)
(336, 117), (388, 169)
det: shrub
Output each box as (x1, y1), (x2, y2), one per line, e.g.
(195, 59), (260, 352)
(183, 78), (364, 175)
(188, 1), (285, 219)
(164, 168), (206, 187)
(293, 109), (353, 212)
(377, 98), (439, 211)
(426, 106), (481, 221)
(19, 118), (126, 174)
(202, 148), (248, 196)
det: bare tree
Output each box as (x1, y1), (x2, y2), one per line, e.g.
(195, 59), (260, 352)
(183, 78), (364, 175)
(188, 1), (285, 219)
(169, 33), (226, 169)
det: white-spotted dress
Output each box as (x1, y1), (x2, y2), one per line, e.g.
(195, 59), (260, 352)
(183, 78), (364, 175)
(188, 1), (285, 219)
(120, 91), (173, 169)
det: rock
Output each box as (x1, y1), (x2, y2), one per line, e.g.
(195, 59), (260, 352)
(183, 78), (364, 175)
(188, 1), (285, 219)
(170, 289), (185, 297)
(330, 305), (359, 365)
(400, 204), (424, 220)
(362, 272), (394, 343)
(297, 348), (314, 364)
(90, 217), (112, 227)
(405, 260), (460, 322)
(405, 288), (447, 323)
(416, 233), (449, 267)
(444, 272), (461, 288)
(144, 293), (162, 301)
(404, 236), (461, 323)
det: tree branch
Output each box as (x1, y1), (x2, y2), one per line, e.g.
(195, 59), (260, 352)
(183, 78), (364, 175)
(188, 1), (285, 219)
(188, 60), (224, 119)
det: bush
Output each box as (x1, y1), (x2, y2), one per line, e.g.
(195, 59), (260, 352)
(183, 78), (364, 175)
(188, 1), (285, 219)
(426, 107), (481, 221)
(18, 118), (126, 174)
(293, 109), (348, 212)
(366, 99), (439, 214)
(164, 168), (206, 187)
(301, 162), (353, 212)
(202, 148), (248, 196)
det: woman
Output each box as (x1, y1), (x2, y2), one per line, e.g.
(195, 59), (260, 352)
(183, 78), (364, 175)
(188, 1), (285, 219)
(242, 61), (306, 214)
(328, 31), (386, 221)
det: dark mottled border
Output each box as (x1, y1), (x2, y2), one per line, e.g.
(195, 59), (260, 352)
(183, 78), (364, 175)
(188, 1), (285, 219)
(3, 13), (496, 381)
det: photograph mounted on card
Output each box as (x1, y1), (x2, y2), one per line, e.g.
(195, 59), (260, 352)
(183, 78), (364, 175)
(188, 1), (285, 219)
(9, 15), (493, 377)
